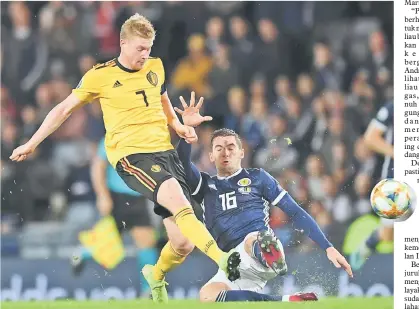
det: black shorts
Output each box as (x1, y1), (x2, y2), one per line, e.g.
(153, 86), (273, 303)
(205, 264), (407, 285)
(116, 150), (192, 219)
(110, 192), (152, 232)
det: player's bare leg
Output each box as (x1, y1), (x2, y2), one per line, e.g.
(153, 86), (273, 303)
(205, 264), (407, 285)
(142, 218), (194, 303)
(200, 282), (231, 302)
(157, 178), (241, 279)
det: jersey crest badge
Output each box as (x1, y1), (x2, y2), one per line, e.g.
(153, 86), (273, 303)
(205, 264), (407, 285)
(238, 178), (251, 187)
(146, 71), (158, 87)
(151, 165), (161, 172)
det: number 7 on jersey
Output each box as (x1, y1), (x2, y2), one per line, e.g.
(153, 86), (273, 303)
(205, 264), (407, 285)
(135, 90), (149, 107)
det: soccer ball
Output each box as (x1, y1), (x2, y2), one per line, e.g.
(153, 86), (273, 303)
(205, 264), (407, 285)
(370, 179), (412, 219)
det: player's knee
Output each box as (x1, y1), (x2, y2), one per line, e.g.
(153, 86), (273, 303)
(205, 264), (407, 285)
(171, 238), (194, 256)
(199, 283), (229, 302)
(199, 287), (217, 302)
(157, 178), (190, 212)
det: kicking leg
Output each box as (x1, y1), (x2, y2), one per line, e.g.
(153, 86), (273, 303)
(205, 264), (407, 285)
(142, 217), (194, 303)
(157, 178), (241, 280)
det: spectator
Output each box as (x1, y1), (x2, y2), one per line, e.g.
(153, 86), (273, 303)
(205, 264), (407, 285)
(296, 73), (315, 112)
(224, 87), (247, 134)
(206, 43), (239, 119)
(3, 2), (48, 101)
(272, 75), (292, 113)
(306, 154), (327, 201)
(205, 16), (225, 56)
(321, 175), (352, 223)
(94, 2), (120, 60)
(242, 96), (268, 158)
(312, 41), (343, 93)
(171, 34), (213, 98)
(353, 173), (373, 215)
(255, 113), (298, 174)
(256, 19), (291, 86)
(229, 15), (254, 87)
(39, 1), (78, 58)
(363, 30), (393, 98)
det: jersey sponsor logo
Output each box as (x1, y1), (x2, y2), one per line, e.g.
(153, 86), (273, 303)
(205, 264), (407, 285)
(238, 187), (251, 194)
(237, 178), (251, 187)
(146, 71), (158, 87)
(151, 165), (161, 172)
(208, 184), (217, 190)
(113, 80), (123, 88)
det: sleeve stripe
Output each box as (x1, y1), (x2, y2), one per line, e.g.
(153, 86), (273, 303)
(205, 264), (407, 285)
(192, 173), (203, 196)
(370, 119), (388, 131)
(271, 190), (287, 206)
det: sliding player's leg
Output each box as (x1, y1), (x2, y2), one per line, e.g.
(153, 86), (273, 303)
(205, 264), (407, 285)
(200, 231), (316, 303)
(200, 282), (318, 302)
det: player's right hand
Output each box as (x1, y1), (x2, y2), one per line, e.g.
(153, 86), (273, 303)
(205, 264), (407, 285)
(97, 195), (113, 216)
(10, 143), (35, 162)
(326, 247), (353, 278)
(176, 124), (198, 144)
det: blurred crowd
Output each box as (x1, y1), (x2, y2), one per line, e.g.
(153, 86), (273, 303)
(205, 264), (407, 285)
(1, 1), (394, 255)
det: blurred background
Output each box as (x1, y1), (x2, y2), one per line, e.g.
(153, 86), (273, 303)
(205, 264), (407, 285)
(1, 1), (394, 301)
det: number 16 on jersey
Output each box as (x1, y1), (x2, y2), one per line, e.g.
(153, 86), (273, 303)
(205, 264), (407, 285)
(219, 192), (237, 211)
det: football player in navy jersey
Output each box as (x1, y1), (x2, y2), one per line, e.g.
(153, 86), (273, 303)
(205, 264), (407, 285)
(172, 94), (352, 303)
(350, 101), (400, 270)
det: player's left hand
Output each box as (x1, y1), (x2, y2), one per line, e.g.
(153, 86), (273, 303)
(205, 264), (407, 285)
(176, 124), (198, 144)
(175, 91), (212, 127)
(326, 247), (353, 278)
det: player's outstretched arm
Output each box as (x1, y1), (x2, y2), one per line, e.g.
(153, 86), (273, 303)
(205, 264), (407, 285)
(260, 169), (353, 277)
(10, 93), (85, 162)
(277, 192), (353, 277)
(176, 138), (202, 193)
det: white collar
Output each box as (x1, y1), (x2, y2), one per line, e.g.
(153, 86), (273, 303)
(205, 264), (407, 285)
(217, 168), (243, 180)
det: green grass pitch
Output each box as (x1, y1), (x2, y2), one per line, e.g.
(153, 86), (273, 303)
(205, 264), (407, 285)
(1, 297), (394, 309)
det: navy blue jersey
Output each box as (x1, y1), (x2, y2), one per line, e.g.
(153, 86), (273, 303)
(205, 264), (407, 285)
(192, 168), (286, 251)
(176, 138), (332, 252)
(370, 101), (394, 179)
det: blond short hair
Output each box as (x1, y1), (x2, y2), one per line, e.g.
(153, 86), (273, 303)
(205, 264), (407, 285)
(120, 14), (155, 40)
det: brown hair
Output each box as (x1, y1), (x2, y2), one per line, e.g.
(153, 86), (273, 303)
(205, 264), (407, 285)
(210, 128), (243, 149)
